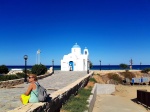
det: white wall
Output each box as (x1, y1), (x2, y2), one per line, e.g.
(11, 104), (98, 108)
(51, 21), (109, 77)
(61, 46), (89, 71)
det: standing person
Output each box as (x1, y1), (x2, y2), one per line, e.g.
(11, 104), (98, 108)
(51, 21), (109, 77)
(20, 74), (39, 104)
(141, 76), (143, 85)
(69, 64), (72, 71)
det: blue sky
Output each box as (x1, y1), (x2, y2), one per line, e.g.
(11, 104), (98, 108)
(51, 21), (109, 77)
(0, 0), (150, 65)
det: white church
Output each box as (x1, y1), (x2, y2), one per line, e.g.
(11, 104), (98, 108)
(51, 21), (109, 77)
(61, 43), (89, 71)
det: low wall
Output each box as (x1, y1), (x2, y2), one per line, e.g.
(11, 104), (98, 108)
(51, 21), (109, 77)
(8, 72), (93, 112)
(96, 84), (115, 94)
(0, 78), (24, 88)
(87, 83), (116, 112)
(0, 72), (52, 88)
(87, 83), (97, 112)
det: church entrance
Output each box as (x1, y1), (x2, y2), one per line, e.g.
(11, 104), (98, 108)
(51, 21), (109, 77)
(69, 61), (74, 71)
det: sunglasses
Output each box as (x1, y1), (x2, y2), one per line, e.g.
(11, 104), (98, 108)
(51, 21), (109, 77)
(28, 77), (34, 79)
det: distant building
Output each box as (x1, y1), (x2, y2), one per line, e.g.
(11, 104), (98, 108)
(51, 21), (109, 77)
(61, 43), (89, 71)
(7, 69), (23, 75)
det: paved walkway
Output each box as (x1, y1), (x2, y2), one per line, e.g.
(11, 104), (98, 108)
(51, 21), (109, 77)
(0, 71), (87, 112)
(92, 95), (147, 112)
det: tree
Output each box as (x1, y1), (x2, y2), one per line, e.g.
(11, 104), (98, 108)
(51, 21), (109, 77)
(0, 65), (9, 74)
(89, 61), (93, 69)
(120, 63), (129, 70)
(31, 64), (47, 76)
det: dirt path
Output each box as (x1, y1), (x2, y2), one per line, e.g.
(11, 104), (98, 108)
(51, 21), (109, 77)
(93, 94), (147, 112)
(92, 70), (150, 112)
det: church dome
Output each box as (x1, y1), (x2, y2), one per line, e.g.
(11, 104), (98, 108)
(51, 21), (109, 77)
(72, 43), (80, 48)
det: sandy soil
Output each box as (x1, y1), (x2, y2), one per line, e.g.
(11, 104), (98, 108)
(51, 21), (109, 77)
(93, 70), (150, 111)
(114, 85), (150, 99)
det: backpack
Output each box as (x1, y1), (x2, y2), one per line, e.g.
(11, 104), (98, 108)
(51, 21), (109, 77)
(33, 82), (49, 102)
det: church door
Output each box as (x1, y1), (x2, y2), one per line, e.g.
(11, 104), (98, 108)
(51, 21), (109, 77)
(69, 61), (74, 71)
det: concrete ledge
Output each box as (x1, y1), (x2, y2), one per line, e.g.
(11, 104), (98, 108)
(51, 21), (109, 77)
(96, 84), (115, 94)
(87, 83), (116, 112)
(87, 83), (97, 112)
(8, 72), (93, 112)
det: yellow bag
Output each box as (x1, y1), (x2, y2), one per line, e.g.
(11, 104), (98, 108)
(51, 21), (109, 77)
(21, 94), (30, 105)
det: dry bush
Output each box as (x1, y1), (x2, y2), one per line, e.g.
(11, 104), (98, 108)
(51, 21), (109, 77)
(107, 73), (122, 84)
(101, 74), (110, 83)
(93, 74), (105, 84)
(120, 72), (136, 80)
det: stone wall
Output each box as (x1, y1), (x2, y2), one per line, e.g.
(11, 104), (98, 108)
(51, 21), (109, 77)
(0, 72), (52, 88)
(0, 78), (24, 88)
(8, 72), (93, 112)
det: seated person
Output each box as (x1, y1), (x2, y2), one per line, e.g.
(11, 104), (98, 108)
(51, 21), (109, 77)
(20, 74), (39, 104)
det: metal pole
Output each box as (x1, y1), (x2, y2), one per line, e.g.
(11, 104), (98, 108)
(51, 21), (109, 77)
(39, 52), (40, 64)
(52, 59), (54, 74)
(100, 60), (101, 71)
(140, 62), (142, 70)
(87, 60), (89, 74)
(24, 59), (27, 82)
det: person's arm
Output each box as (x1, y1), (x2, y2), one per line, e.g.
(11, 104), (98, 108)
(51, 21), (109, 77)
(24, 84), (33, 96)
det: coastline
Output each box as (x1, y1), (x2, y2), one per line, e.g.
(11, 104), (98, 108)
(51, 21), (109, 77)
(5, 65), (150, 71)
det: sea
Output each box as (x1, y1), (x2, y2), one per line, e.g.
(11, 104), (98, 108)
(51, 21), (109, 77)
(6, 65), (150, 71)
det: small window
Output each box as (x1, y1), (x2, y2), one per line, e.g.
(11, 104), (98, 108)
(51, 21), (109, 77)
(74, 49), (76, 52)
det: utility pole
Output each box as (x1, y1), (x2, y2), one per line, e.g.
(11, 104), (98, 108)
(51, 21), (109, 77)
(140, 62), (142, 70)
(37, 49), (41, 64)
(129, 58), (133, 70)
(99, 60), (101, 71)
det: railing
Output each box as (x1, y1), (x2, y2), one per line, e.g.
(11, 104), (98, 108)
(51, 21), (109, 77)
(125, 77), (150, 85)
(137, 90), (150, 108)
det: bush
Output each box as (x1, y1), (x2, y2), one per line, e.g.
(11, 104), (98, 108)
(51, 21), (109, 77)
(89, 77), (97, 83)
(141, 68), (150, 73)
(0, 65), (9, 74)
(120, 63), (129, 70)
(62, 87), (92, 112)
(16, 73), (25, 78)
(120, 72), (135, 80)
(31, 64), (47, 76)
(0, 73), (25, 81)
(107, 73), (122, 83)
(0, 75), (18, 81)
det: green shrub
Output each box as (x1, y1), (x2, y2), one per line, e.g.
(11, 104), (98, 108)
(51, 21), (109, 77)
(62, 87), (92, 112)
(31, 64), (47, 76)
(0, 75), (18, 81)
(0, 76), (4, 81)
(89, 61), (93, 69)
(89, 77), (97, 83)
(120, 63), (129, 70)
(0, 65), (9, 74)
(141, 68), (150, 73)
(16, 73), (25, 78)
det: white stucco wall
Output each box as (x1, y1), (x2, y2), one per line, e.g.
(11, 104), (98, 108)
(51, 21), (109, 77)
(61, 43), (89, 71)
